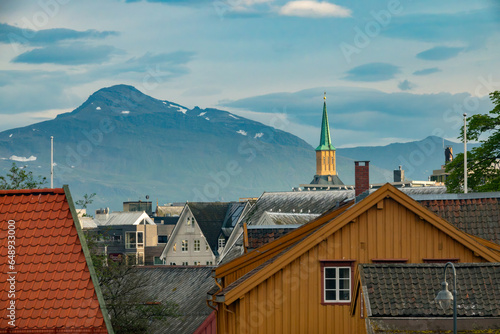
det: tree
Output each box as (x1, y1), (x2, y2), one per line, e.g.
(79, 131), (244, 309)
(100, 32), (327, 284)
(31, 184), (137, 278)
(76, 193), (96, 217)
(446, 91), (500, 192)
(0, 162), (46, 189)
(86, 235), (179, 334)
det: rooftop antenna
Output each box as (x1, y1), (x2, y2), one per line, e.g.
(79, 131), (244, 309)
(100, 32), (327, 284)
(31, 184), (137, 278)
(50, 136), (54, 188)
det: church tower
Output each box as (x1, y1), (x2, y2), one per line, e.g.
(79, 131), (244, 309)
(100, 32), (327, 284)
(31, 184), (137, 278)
(310, 93), (344, 185)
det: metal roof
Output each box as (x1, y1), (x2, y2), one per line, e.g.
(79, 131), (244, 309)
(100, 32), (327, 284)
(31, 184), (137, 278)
(94, 211), (155, 226)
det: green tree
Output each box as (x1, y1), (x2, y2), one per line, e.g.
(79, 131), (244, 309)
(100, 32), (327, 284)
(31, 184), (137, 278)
(0, 162), (47, 189)
(86, 234), (179, 334)
(446, 91), (500, 192)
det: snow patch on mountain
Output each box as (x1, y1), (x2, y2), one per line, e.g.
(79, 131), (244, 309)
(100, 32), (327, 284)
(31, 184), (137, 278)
(228, 114), (239, 119)
(254, 133), (264, 138)
(237, 130), (247, 136)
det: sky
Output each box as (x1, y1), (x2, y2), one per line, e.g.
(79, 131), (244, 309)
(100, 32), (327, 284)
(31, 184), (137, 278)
(1, 0), (499, 147)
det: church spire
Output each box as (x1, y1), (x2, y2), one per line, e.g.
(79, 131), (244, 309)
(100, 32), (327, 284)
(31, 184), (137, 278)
(315, 92), (335, 151)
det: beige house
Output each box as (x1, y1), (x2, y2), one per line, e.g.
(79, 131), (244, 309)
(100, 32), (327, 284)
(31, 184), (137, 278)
(161, 202), (237, 266)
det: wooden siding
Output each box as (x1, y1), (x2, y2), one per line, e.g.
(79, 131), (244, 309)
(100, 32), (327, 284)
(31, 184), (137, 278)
(217, 197), (487, 334)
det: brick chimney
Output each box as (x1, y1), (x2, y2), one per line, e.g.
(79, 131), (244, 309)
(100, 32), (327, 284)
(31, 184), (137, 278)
(355, 161), (370, 197)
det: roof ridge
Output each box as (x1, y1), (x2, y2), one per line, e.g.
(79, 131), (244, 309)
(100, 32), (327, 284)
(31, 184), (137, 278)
(0, 188), (65, 195)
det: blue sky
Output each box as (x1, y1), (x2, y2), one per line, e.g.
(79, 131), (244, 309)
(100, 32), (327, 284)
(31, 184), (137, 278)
(1, 0), (499, 147)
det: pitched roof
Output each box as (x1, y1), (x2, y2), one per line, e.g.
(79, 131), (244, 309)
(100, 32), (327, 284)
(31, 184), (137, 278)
(259, 212), (320, 225)
(95, 211), (154, 226)
(316, 99), (335, 151)
(247, 226), (298, 250)
(0, 187), (112, 333)
(415, 195), (500, 245)
(215, 184), (500, 305)
(188, 202), (231, 252)
(359, 263), (500, 317)
(133, 266), (216, 334)
(242, 190), (352, 226)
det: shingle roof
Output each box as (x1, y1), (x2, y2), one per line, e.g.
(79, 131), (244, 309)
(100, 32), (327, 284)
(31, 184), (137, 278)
(0, 188), (111, 333)
(188, 202), (231, 252)
(247, 226), (298, 250)
(417, 197), (500, 244)
(133, 266), (216, 334)
(359, 263), (500, 317)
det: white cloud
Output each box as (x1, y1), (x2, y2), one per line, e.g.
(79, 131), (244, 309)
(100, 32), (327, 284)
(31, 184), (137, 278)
(10, 155), (37, 162)
(279, 1), (351, 18)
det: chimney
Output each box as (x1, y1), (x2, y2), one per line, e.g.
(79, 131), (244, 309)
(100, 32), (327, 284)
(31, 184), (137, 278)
(393, 165), (404, 182)
(355, 161), (370, 197)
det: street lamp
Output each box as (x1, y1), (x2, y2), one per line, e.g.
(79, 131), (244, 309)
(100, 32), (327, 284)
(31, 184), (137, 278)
(435, 262), (457, 334)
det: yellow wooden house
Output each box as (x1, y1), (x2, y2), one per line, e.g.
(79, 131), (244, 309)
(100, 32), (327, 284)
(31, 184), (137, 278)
(208, 184), (500, 333)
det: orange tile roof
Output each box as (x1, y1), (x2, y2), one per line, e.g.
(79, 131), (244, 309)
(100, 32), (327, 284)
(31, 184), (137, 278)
(0, 188), (110, 333)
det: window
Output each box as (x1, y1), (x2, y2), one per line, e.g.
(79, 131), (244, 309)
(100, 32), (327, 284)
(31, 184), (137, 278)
(169, 262), (176, 265)
(206, 241), (209, 252)
(137, 231), (144, 248)
(158, 235), (168, 243)
(181, 240), (188, 252)
(186, 218), (194, 233)
(194, 261), (201, 265)
(194, 239), (200, 252)
(137, 252), (144, 265)
(112, 235), (121, 242)
(182, 262), (189, 266)
(218, 237), (225, 249)
(125, 232), (136, 249)
(321, 260), (354, 304)
(173, 242), (177, 252)
(206, 261), (213, 265)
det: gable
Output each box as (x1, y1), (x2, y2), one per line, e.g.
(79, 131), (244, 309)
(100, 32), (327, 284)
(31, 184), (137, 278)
(217, 184), (500, 305)
(0, 187), (112, 333)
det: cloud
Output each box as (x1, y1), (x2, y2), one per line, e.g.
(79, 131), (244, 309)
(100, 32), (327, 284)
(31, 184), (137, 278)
(416, 46), (464, 61)
(398, 80), (416, 91)
(0, 50), (195, 113)
(413, 67), (441, 76)
(220, 86), (493, 147)
(344, 63), (400, 82)
(0, 23), (118, 46)
(382, 8), (499, 48)
(279, 1), (351, 18)
(12, 44), (122, 65)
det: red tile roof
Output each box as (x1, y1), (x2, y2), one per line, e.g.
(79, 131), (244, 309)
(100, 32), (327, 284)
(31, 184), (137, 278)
(0, 188), (110, 333)
(418, 197), (500, 245)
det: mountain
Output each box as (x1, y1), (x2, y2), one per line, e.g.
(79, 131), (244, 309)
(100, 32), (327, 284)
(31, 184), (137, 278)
(0, 85), (472, 213)
(0, 85), (319, 211)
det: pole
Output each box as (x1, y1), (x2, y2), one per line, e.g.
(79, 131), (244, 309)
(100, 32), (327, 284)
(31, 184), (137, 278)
(463, 114), (467, 194)
(444, 262), (458, 334)
(50, 136), (54, 188)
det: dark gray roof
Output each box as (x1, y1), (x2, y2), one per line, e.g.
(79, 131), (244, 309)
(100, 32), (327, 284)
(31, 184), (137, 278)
(259, 212), (320, 225)
(134, 266), (216, 334)
(359, 263), (500, 317)
(219, 233), (244, 265)
(309, 174), (344, 185)
(188, 202), (231, 253)
(241, 190), (353, 226)
(221, 202), (247, 237)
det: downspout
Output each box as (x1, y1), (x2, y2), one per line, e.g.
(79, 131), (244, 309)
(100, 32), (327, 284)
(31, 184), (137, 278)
(243, 222), (249, 254)
(207, 271), (224, 311)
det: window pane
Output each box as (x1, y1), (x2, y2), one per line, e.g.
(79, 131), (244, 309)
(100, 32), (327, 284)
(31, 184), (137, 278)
(325, 268), (336, 278)
(339, 279), (350, 289)
(137, 232), (143, 243)
(339, 268), (350, 278)
(326, 291), (336, 301)
(325, 279), (336, 289)
(339, 291), (350, 301)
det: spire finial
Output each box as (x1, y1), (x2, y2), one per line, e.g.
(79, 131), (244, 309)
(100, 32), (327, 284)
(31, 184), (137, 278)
(324, 91), (326, 100)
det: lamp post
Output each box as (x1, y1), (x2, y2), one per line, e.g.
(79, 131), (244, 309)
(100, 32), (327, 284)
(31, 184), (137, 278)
(435, 262), (457, 334)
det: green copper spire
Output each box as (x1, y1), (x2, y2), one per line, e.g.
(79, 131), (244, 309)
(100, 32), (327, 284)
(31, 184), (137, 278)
(315, 93), (336, 151)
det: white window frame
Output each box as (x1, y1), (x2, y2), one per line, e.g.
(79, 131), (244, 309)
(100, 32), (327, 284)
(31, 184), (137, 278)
(181, 240), (188, 252)
(194, 239), (200, 252)
(321, 260), (354, 304)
